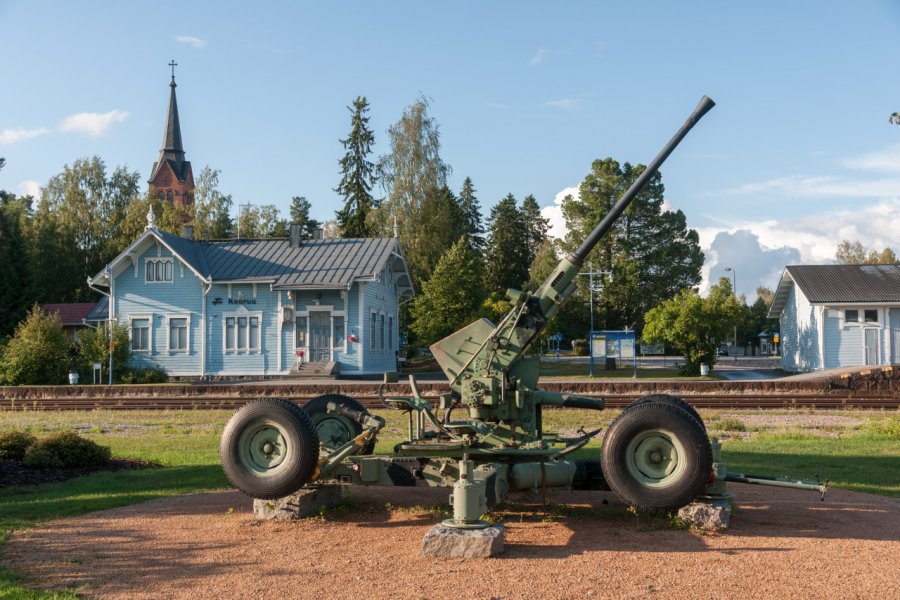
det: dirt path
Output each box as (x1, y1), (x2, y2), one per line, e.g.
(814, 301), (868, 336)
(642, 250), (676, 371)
(3, 485), (899, 600)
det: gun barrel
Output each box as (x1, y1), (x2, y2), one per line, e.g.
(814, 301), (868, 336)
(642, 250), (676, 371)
(571, 95), (715, 264)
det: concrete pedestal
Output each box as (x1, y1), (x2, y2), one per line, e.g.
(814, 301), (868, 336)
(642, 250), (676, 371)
(421, 523), (505, 558)
(678, 498), (731, 530)
(253, 486), (345, 520)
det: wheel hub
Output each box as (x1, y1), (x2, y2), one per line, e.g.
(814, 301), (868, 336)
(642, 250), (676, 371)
(625, 429), (687, 487)
(237, 419), (293, 476)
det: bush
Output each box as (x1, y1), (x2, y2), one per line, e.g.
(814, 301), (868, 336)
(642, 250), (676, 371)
(75, 323), (132, 384)
(22, 431), (111, 468)
(0, 430), (37, 460)
(572, 339), (589, 356)
(0, 305), (69, 385)
(119, 366), (169, 384)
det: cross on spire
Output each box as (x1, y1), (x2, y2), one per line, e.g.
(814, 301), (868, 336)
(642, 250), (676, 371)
(169, 60), (178, 82)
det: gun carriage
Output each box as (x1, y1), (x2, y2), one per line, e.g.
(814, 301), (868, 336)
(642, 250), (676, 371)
(220, 96), (825, 529)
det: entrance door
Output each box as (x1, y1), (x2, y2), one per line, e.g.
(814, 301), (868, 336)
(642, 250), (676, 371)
(864, 328), (879, 365)
(309, 311), (331, 362)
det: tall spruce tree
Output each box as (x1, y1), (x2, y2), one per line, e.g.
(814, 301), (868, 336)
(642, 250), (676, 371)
(484, 194), (529, 294)
(561, 158), (703, 334)
(458, 177), (485, 251)
(521, 194), (549, 268)
(335, 96), (378, 238)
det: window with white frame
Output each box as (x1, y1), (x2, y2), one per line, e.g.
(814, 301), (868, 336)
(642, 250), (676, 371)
(845, 309), (880, 326)
(131, 318), (150, 352)
(146, 257), (174, 283)
(168, 316), (189, 352)
(225, 313), (261, 352)
(333, 315), (345, 350)
(380, 314), (385, 351)
(295, 315), (307, 347)
(388, 316), (393, 351)
(370, 311), (377, 352)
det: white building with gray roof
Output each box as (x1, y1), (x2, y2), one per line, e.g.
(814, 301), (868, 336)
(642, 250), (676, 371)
(768, 264), (900, 372)
(88, 212), (413, 378)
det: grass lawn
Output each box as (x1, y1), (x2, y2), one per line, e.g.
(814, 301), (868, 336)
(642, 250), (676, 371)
(0, 406), (897, 596)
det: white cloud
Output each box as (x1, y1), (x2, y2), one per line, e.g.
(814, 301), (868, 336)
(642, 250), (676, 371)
(718, 174), (900, 198)
(542, 186), (579, 239)
(0, 127), (50, 145)
(176, 35), (207, 48)
(544, 98), (582, 111)
(697, 197), (900, 295)
(530, 48), (551, 66)
(58, 110), (128, 137)
(842, 143), (900, 173)
(17, 180), (41, 198)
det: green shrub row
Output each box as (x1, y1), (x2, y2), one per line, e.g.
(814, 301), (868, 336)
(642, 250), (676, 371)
(0, 429), (111, 468)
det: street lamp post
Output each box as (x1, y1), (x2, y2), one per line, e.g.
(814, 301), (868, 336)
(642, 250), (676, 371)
(724, 267), (738, 362)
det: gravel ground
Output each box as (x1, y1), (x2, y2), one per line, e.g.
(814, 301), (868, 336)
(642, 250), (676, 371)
(3, 485), (898, 600)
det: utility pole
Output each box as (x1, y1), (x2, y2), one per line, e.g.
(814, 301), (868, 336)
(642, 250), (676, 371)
(725, 267), (738, 362)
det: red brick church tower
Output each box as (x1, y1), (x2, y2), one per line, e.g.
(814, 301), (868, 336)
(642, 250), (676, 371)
(148, 61), (194, 207)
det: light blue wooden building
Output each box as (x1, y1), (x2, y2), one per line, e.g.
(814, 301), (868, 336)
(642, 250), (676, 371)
(768, 265), (900, 372)
(88, 211), (413, 377)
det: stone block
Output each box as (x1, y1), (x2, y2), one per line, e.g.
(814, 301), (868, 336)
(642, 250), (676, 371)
(421, 523), (505, 558)
(253, 486), (345, 520)
(678, 498), (731, 530)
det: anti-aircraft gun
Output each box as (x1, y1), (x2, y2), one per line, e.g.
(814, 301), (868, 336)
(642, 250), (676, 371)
(219, 96), (825, 528)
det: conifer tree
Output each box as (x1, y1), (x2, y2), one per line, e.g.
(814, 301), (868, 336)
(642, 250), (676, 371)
(484, 194), (529, 294)
(335, 96), (378, 238)
(521, 194), (549, 268)
(289, 196), (320, 238)
(410, 238), (486, 346)
(458, 177), (485, 251)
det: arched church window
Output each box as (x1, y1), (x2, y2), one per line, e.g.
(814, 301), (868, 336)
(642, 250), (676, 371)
(157, 190), (164, 200)
(166, 191), (174, 203)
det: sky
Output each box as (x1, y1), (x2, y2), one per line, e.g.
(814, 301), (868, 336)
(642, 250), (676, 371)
(2, 1), (900, 300)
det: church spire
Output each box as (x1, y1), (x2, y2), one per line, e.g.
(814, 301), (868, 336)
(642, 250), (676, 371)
(148, 60), (194, 208)
(160, 60), (185, 160)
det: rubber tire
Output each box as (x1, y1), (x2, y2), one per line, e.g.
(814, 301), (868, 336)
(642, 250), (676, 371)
(220, 398), (319, 499)
(626, 394), (706, 432)
(303, 394), (375, 455)
(601, 401), (712, 512)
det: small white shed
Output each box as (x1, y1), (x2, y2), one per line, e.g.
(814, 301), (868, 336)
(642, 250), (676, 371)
(768, 265), (900, 372)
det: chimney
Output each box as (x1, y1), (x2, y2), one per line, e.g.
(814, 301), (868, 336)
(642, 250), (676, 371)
(290, 223), (302, 247)
(312, 227), (324, 240)
(182, 225), (194, 240)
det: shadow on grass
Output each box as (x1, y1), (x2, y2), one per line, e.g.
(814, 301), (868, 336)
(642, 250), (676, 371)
(0, 465), (228, 533)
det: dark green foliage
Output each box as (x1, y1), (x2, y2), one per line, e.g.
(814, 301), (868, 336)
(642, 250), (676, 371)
(643, 277), (742, 375)
(410, 238), (486, 346)
(119, 366), (169, 384)
(562, 158), (703, 334)
(484, 194), (529, 293)
(22, 431), (111, 469)
(74, 324), (132, 383)
(289, 196), (320, 238)
(458, 177), (485, 251)
(0, 306), (69, 385)
(335, 96), (378, 238)
(0, 430), (37, 461)
(0, 191), (34, 336)
(572, 339), (589, 356)
(521, 194), (549, 269)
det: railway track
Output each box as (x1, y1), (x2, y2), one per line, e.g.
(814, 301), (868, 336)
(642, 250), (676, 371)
(1, 392), (896, 411)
